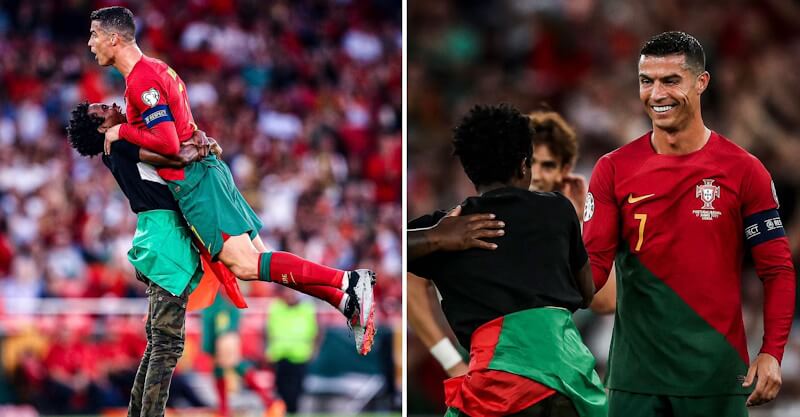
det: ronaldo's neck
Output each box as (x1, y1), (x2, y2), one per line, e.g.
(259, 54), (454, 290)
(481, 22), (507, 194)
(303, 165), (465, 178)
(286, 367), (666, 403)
(651, 119), (710, 155)
(113, 46), (144, 78)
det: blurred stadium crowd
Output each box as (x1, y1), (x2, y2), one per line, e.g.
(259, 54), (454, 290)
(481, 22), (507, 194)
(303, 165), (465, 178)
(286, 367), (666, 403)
(408, 0), (800, 416)
(0, 0), (401, 414)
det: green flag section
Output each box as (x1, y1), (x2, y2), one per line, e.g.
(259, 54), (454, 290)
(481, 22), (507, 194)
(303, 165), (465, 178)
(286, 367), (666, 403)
(128, 209), (202, 297)
(487, 308), (607, 417)
(608, 245), (752, 396)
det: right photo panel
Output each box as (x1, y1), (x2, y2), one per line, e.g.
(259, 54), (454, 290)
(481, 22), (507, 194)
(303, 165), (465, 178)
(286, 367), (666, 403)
(407, 2), (800, 417)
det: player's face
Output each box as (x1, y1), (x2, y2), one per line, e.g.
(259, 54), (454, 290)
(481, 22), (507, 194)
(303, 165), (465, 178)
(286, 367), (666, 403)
(638, 54), (709, 133)
(88, 21), (114, 66)
(531, 144), (568, 192)
(87, 103), (126, 131)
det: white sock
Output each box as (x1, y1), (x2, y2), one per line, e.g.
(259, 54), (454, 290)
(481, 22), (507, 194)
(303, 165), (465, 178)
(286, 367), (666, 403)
(338, 294), (350, 313)
(341, 272), (350, 291)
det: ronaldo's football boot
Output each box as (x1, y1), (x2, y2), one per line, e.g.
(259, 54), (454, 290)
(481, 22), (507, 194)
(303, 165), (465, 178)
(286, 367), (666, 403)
(345, 269), (377, 355)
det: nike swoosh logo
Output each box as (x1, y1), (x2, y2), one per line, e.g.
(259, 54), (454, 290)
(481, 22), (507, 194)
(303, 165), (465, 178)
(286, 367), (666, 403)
(628, 193), (655, 204)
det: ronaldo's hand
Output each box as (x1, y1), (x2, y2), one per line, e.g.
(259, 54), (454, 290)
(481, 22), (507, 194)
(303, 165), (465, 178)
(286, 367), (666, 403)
(743, 353), (782, 406)
(429, 205), (505, 251)
(103, 124), (122, 155)
(191, 129), (210, 157)
(209, 137), (223, 158)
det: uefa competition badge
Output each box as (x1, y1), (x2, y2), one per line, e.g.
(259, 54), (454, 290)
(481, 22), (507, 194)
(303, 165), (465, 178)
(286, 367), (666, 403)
(693, 179), (722, 221)
(771, 180), (780, 208)
(141, 87), (160, 108)
(583, 192), (594, 222)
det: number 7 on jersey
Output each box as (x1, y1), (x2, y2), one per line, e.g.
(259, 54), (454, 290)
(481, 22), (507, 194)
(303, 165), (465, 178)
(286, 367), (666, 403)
(634, 213), (647, 251)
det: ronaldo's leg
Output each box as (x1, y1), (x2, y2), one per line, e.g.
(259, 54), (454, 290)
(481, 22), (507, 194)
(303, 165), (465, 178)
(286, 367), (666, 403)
(253, 233), (349, 311)
(221, 234), (376, 354)
(219, 234), (346, 288)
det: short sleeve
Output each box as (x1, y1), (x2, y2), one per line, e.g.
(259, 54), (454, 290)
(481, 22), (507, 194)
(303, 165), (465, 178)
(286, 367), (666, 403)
(741, 155), (779, 217)
(562, 195), (589, 274)
(407, 211), (448, 279)
(408, 213), (444, 230)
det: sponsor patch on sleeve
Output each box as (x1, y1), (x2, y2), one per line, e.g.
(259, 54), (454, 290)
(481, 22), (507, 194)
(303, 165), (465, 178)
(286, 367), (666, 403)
(142, 105), (174, 128)
(744, 209), (785, 248)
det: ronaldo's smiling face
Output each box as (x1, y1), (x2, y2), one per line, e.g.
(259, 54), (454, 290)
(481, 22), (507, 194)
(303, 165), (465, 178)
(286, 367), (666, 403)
(638, 54), (709, 133)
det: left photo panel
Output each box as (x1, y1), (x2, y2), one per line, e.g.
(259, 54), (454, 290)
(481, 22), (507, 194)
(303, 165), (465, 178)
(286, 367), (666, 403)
(0, 1), (402, 416)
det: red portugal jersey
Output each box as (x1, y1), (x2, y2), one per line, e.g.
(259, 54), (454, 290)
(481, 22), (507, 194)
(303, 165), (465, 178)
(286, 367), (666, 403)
(583, 131), (795, 396)
(120, 55), (198, 181)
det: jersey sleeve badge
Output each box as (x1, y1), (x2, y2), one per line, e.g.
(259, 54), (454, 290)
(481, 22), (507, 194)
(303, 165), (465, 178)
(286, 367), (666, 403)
(583, 192), (594, 222)
(141, 88), (160, 108)
(771, 180), (780, 208)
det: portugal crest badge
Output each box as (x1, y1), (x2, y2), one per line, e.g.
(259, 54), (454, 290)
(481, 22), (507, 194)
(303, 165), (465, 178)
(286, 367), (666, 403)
(693, 179), (721, 220)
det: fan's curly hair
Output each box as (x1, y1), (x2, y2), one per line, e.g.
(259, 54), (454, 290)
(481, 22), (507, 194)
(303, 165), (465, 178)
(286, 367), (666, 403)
(66, 102), (104, 157)
(453, 104), (533, 187)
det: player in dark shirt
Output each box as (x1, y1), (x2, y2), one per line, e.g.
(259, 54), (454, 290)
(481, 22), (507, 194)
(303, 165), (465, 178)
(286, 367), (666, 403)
(408, 104), (605, 417)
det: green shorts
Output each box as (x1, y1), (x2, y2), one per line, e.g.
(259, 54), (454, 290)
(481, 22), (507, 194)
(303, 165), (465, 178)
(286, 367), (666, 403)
(128, 210), (203, 296)
(608, 389), (748, 417)
(167, 155), (262, 259)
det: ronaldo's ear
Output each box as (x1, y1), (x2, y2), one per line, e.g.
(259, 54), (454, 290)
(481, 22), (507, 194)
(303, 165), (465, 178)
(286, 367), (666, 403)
(696, 71), (710, 94)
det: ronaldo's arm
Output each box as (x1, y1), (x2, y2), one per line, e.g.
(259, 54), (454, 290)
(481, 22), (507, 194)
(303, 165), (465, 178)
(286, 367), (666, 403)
(119, 121), (181, 156)
(589, 267), (616, 314)
(407, 273), (467, 377)
(138, 130), (214, 168)
(752, 237), (796, 362)
(583, 156), (620, 290)
(118, 79), (182, 156)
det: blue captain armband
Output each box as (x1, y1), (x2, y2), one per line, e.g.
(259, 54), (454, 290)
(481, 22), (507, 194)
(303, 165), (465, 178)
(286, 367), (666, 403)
(744, 209), (785, 248)
(142, 105), (174, 128)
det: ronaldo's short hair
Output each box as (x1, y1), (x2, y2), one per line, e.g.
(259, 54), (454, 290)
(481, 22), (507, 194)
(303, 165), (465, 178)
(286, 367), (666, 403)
(90, 6), (135, 42)
(640, 31), (705, 74)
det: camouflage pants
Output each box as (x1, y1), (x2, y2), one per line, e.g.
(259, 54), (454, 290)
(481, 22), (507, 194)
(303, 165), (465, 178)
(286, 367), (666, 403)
(128, 274), (188, 417)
